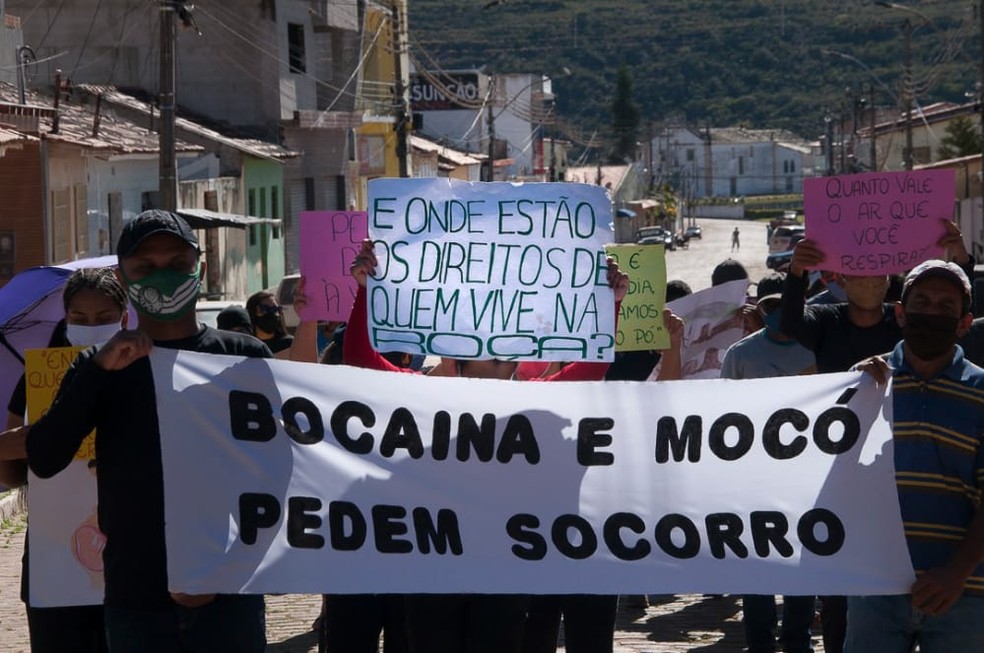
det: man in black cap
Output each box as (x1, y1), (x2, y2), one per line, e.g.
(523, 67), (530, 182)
(26, 210), (271, 652)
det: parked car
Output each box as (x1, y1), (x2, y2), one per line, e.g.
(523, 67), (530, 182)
(684, 225), (702, 240)
(768, 225), (805, 254)
(636, 226), (675, 251)
(766, 233), (805, 271)
(196, 300), (243, 329)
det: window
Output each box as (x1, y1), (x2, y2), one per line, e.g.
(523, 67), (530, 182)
(204, 190), (218, 212)
(51, 189), (71, 263)
(783, 161), (788, 174)
(249, 225), (257, 247)
(271, 187), (279, 219)
(686, 149), (694, 162)
(738, 157), (745, 175)
(259, 187), (267, 218)
(288, 23), (306, 74)
(248, 188), (256, 216)
(789, 160), (795, 173)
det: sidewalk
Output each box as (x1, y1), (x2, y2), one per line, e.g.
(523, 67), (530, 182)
(0, 506), (826, 652)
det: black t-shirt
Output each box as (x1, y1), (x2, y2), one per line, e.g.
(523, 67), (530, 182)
(263, 332), (294, 354)
(780, 271), (902, 373)
(25, 326), (272, 608)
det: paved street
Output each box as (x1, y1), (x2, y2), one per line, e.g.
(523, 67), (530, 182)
(664, 218), (771, 293)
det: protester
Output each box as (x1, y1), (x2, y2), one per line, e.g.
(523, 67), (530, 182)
(2, 267), (129, 653)
(245, 283), (319, 362)
(847, 260), (984, 652)
(215, 304), (253, 335)
(343, 239), (627, 653)
(24, 210), (271, 653)
(721, 273), (817, 653)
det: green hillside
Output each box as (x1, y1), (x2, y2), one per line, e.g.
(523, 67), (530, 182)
(407, 0), (979, 151)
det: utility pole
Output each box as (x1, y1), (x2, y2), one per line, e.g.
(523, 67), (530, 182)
(486, 75), (495, 182)
(159, 0), (177, 211)
(902, 18), (914, 171)
(869, 84), (877, 171)
(392, 0), (412, 178)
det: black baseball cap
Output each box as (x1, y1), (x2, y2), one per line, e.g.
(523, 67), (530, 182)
(117, 209), (200, 259)
(755, 272), (786, 304)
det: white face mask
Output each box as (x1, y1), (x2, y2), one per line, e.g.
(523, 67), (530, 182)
(65, 322), (122, 348)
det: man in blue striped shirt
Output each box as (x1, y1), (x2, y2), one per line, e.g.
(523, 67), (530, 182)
(848, 260), (984, 652)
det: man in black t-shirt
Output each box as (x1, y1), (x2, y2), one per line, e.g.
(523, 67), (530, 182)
(26, 211), (271, 653)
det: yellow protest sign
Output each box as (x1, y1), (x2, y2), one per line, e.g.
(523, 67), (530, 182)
(605, 244), (669, 351)
(25, 347), (95, 460)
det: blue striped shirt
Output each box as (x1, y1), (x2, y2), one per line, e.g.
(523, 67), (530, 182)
(888, 342), (984, 595)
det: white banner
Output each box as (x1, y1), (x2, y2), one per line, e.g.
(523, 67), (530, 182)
(366, 179), (616, 362)
(666, 279), (749, 379)
(152, 350), (914, 596)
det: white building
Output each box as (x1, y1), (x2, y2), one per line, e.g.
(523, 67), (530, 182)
(410, 69), (554, 179)
(652, 126), (811, 198)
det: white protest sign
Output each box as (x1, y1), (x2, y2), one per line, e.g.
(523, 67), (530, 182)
(660, 279), (750, 380)
(25, 347), (103, 607)
(366, 178), (616, 362)
(152, 349), (913, 596)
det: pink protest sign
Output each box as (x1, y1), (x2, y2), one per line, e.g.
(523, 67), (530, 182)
(803, 169), (955, 275)
(299, 211), (368, 321)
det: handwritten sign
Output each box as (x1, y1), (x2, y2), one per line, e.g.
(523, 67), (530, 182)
(803, 170), (955, 275)
(299, 211), (368, 321)
(25, 347), (104, 607)
(367, 179), (616, 362)
(605, 244), (669, 351)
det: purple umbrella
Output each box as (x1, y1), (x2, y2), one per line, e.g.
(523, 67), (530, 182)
(0, 256), (118, 414)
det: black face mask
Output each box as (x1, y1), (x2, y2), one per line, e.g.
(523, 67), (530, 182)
(253, 313), (281, 335)
(902, 312), (959, 361)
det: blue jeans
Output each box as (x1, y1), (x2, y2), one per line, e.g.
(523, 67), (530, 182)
(845, 594), (984, 653)
(104, 595), (265, 653)
(742, 594), (814, 653)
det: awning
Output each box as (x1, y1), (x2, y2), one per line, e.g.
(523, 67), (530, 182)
(175, 208), (282, 230)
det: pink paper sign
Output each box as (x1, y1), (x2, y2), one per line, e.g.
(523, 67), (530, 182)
(299, 211), (368, 321)
(803, 169), (955, 275)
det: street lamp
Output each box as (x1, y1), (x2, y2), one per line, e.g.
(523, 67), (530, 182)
(875, 1), (951, 170)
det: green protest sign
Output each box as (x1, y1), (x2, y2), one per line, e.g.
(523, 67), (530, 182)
(605, 244), (669, 351)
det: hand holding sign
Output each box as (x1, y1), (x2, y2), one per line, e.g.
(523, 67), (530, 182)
(803, 170), (955, 275)
(299, 211), (368, 321)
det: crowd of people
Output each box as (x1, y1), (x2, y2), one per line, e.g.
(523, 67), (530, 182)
(0, 207), (981, 653)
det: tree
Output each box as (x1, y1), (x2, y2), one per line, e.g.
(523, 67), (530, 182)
(938, 116), (982, 160)
(609, 64), (640, 164)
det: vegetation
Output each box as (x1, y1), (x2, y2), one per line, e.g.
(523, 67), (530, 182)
(938, 116), (983, 160)
(409, 0), (979, 158)
(608, 64), (640, 163)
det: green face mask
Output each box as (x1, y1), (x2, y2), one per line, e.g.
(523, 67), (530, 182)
(122, 263), (201, 321)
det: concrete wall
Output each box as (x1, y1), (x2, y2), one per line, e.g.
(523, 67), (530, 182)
(0, 143), (43, 283)
(180, 177), (249, 300)
(7, 0), (320, 136)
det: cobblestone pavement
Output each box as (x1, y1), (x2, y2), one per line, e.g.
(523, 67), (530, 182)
(2, 509), (826, 653)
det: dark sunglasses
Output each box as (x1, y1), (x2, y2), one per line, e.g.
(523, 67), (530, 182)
(259, 305), (283, 316)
